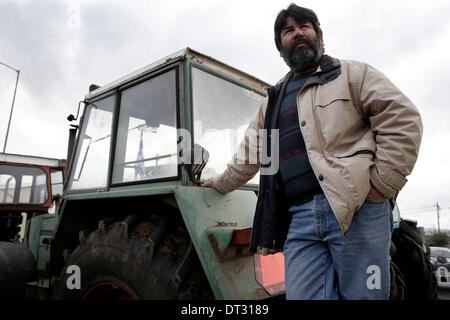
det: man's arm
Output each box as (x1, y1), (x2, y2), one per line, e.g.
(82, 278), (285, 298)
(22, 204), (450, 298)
(204, 97), (268, 194)
(358, 63), (423, 199)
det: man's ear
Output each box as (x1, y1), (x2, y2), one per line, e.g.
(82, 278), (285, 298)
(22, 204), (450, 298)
(279, 50), (284, 58)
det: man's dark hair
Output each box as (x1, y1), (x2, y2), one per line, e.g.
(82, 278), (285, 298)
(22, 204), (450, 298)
(274, 4), (323, 51)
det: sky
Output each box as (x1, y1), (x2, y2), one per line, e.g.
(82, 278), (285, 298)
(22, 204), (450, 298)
(0, 0), (449, 230)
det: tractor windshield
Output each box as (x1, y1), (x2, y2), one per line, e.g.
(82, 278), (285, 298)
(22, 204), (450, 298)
(68, 69), (178, 190)
(191, 67), (265, 185)
(67, 95), (115, 190)
(112, 69), (178, 184)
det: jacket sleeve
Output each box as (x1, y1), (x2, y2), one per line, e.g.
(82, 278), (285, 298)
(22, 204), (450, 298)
(358, 63), (423, 199)
(213, 98), (267, 194)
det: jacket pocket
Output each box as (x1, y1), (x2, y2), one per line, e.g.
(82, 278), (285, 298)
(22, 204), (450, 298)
(315, 96), (354, 109)
(314, 97), (368, 155)
(333, 146), (376, 159)
(328, 152), (373, 210)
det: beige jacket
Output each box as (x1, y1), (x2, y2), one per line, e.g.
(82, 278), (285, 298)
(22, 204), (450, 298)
(214, 59), (423, 235)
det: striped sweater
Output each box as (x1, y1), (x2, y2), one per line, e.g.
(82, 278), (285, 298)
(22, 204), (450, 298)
(278, 71), (323, 206)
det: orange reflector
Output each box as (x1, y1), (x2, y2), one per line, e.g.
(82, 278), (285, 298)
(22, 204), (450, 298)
(231, 228), (252, 245)
(254, 252), (285, 295)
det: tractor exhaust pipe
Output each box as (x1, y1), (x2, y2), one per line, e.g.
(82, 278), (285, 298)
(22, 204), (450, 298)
(66, 127), (77, 165)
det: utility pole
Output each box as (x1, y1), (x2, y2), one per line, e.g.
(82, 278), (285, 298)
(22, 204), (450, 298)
(436, 201), (441, 233)
(0, 60), (20, 153)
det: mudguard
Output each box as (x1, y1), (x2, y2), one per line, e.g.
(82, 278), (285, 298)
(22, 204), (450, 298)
(174, 186), (285, 300)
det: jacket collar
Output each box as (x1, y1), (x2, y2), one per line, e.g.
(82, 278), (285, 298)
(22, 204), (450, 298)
(275, 54), (341, 88)
(265, 55), (342, 131)
(316, 54), (341, 74)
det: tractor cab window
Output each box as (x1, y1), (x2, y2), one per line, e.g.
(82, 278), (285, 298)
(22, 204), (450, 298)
(67, 95), (115, 190)
(0, 172), (16, 203)
(19, 174), (47, 203)
(0, 165), (48, 204)
(191, 67), (264, 185)
(50, 169), (64, 196)
(112, 69), (178, 184)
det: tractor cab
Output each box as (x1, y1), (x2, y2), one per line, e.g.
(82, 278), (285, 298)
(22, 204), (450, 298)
(65, 48), (266, 194)
(0, 153), (65, 242)
(49, 48), (286, 300)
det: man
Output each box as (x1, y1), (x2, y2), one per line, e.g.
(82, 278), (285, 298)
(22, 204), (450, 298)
(203, 4), (422, 300)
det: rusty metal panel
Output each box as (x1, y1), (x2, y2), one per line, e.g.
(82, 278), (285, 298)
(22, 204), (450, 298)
(174, 186), (272, 300)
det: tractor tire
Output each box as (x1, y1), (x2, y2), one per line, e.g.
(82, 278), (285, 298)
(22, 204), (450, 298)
(389, 260), (407, 300)
(0, 242), (37, 299)
(391, 222), (438, 300)
(52, 214), (213, 300)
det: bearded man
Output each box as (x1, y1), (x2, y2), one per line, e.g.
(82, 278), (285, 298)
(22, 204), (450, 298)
(204, 4), (422, 300)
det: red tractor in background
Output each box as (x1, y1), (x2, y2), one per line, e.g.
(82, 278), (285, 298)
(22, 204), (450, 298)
(0, 152), (65, 242)
(0, 152), (65, 299)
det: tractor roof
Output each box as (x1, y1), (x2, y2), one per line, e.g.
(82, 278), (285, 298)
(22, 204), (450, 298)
(85, 47), (271, 101)
(0, 152), (66, 168)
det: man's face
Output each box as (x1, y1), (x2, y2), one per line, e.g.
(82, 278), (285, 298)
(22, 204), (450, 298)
(279, 17), (324, 74)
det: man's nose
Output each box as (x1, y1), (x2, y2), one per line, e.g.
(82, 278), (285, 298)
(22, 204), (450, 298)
(292, 27), (306, 38)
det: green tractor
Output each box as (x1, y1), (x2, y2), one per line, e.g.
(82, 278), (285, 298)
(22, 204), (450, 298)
(23, 48), (284, 300)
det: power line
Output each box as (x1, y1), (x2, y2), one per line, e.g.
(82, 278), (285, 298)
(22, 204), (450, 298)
(400, 203), (450, 233)
(401, 205), (436, 213)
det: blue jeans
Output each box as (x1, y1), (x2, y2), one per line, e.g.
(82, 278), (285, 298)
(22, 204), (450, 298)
(283, 194), (393, 300)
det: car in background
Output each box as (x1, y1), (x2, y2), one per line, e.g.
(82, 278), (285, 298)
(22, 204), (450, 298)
(430, 246), (450, 289)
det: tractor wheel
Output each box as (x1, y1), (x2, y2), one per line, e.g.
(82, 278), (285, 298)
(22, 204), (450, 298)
(391, 223), (438, 300)
(52, 214), (213, 300)
(389, 260), (407, 300)
(0, 242), (37, 299)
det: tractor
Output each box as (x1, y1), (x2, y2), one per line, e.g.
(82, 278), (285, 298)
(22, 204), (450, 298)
(27, 48), (282, 300)
(0, 152), (65, 298)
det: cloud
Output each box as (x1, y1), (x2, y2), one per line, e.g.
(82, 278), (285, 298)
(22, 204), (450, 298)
(0, 1), (71, 99)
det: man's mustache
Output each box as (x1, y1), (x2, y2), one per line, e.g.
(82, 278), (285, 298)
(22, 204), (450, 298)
(292, 37), (314, 49)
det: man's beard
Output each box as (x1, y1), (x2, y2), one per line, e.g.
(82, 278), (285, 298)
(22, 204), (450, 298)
(281, 36), (323, 74)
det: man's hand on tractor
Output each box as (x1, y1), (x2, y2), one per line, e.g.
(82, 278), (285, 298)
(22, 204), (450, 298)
(202, 178), (216, 188)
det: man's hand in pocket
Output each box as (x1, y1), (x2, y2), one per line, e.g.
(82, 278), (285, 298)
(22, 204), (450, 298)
(367, 184), (387, 203)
